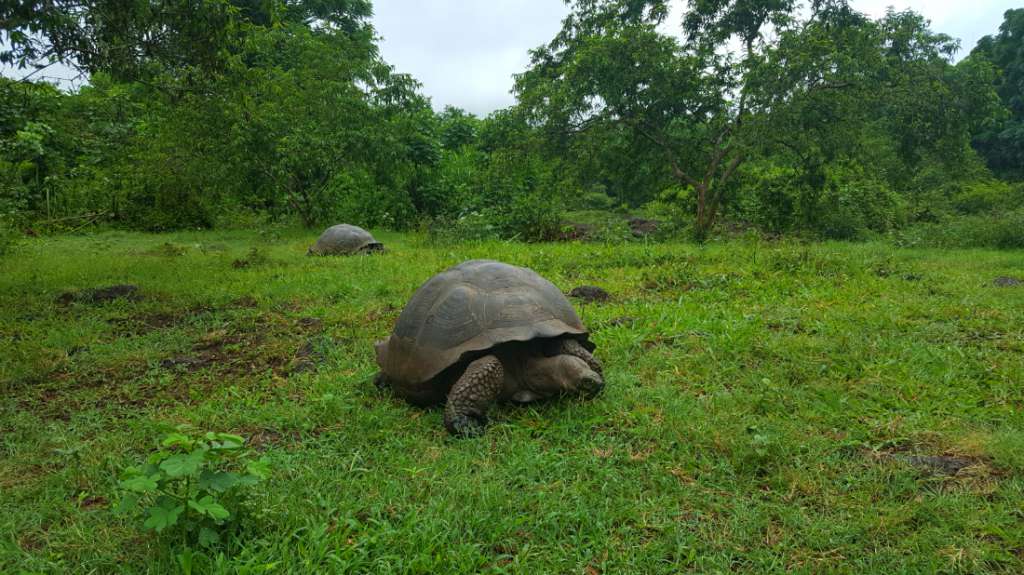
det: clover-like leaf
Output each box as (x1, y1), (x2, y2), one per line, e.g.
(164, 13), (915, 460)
(120, 473), (160, 493)
(160, 450), (206, 478)
(198, 470), (239, 493)
(198, 527), (221, 548)
(188, 495), (230, 521)
(114, 493), (140, 515)
(236, 474), (261, 487)
(161, 432), (194, 449)
(143, 503), (184, 532)
(210, 433), (245, 450)
(246, 457), (271, 480)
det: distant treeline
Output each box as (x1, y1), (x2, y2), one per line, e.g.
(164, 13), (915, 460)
(1, 1), (1022, 246)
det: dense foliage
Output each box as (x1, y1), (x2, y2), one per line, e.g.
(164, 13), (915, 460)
(0, 0), (1021, 244)
(970, 9), (1024, 181)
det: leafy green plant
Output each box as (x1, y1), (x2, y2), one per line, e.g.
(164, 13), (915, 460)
(0, 215), (19, 257)
(894, 208), (1024, 249)
(116, 430), (270, 548)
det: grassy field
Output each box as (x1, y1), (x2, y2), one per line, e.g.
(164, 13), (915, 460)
(2, 228), (1023, 574)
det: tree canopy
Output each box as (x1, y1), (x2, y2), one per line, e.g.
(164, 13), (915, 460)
(0, 0), (1019, 244)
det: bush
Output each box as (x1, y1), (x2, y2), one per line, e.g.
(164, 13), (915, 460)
(115, 430), (270, 549)
(814, 164), (907, 240)
(952, 180), (1023, 215)
(641, 187), (694, 237)
(428, 190), (562, 243)
(732, 163), (805, 233)
(893, 208), (1024, 249)
(0, 216), (18, 256)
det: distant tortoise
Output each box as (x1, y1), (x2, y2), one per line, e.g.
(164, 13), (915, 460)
(375, 259), (604, 436)
(308, 224), (383, 256)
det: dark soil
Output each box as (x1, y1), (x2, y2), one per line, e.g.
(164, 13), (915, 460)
(57, 284), (140, 305)
(628, 217), (660, 237)
(569, 285), (610, 302)
(288, 336), (331, 375)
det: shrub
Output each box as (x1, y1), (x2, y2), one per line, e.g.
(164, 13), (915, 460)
(893, 208), (1024, 249)
(952, 180), (1023, 215)
(814, 164), (907, 240)
(732, 163), (805, 233)
(641, 187), (694, 237)
(115, 430), (270, 548)
(0, 216), (18, 256)
(0, 192), (24, 256)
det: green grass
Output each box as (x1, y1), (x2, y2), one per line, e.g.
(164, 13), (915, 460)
(2, 228), (1023, 573)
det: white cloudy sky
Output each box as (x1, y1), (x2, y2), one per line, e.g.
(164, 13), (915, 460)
(4, 1), (1017, 114)
(373, 0), (1020, 115)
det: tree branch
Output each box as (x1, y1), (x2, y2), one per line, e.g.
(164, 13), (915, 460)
(634, 120), (703, 189)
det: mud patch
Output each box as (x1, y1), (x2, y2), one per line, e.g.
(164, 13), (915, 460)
(288, 335), (333, 375)
(159, 309), (327, 378)
(628, 217), (660, 237)
(163, 326), (285, 376)
(57, 284), (140, 305)
(569, 285), (610, 303)
(553, 222), (595, 241)
(77, 494), (109, 509)
(108, 311), (183, 336)
(22, 307), (330, 419)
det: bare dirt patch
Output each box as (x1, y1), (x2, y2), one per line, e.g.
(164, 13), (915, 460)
(21, 308), (332, 419)
(628, 217), (660, 237)
(57, 284), (141, 305)
(569, 285), (611, 303)
(553, 222), (595, 241)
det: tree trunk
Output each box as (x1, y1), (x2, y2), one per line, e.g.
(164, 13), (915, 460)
(693, 183), (711, 242)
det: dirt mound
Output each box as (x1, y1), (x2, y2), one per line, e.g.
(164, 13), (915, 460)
(628, 217), (660, 237)
(569, 285), (610, 302)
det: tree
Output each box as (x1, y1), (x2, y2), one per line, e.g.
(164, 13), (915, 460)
(515, 0), (797, 240)
(970, 9), (1024, 180)
(0, 0), (372, 83)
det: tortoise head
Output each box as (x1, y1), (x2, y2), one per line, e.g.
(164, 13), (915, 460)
(514, 351), (604, 402)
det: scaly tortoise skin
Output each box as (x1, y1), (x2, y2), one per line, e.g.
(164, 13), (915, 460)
(308, 224), (383, 256)
(375, 259), (604, 436)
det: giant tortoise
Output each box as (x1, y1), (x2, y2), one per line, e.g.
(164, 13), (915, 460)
(308, 224), (383, 256)
(374, 259), (604, 436)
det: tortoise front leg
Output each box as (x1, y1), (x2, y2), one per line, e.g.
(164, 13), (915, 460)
(554, 338), (603, 376)
(444, 355), (504, 437)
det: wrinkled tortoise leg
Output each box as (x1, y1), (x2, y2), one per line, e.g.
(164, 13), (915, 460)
(555, 338), (603, 376)
(444, 355), (504, 437)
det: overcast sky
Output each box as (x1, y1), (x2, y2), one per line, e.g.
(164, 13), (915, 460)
(4, 1), (1018, 114)
(374, 0), (1020, 115)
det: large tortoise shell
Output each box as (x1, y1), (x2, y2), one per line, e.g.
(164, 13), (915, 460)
(308, 224), (382, 255)
(375, 260), (592, 386)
